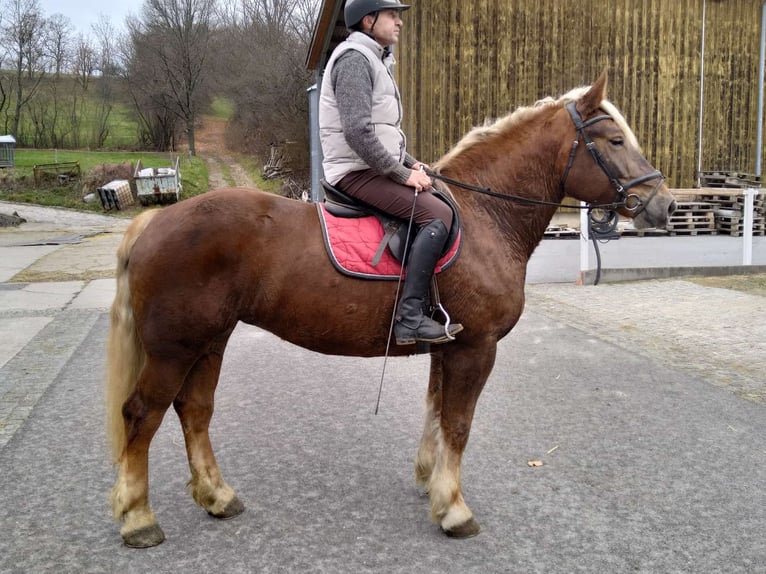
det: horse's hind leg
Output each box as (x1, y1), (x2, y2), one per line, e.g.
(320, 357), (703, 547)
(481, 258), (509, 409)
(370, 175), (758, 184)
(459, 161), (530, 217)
(173, 334), (244, 519)
(426, 342), (497, 538)
(111, 358), (190, 548)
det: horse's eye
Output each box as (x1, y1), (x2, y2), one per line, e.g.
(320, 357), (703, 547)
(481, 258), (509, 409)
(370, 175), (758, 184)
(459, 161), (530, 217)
(609, 137), (624, 147)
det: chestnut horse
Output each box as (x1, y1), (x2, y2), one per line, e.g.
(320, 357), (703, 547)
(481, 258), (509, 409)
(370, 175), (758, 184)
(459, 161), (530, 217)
(106, 73), (676, 547)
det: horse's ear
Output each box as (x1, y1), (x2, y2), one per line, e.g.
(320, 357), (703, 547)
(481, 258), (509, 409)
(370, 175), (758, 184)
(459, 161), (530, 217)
(577, 70), (608, 116)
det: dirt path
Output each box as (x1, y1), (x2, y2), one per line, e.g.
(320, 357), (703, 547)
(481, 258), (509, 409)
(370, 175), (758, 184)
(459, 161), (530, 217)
(194, 117), (257, 190)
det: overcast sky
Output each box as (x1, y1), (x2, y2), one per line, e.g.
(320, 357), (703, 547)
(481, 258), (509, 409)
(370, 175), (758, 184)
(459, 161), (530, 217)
(38, 0), (140, 37)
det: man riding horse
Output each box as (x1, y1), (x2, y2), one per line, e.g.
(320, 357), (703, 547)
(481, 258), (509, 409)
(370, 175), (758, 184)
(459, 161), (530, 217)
(319, 0), (463, 345)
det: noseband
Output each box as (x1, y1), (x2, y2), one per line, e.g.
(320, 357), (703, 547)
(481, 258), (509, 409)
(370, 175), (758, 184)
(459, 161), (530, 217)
(561, 101), (664, 216)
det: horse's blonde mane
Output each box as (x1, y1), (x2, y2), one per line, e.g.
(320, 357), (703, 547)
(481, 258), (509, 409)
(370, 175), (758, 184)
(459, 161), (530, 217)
(435, 85), (640, 170)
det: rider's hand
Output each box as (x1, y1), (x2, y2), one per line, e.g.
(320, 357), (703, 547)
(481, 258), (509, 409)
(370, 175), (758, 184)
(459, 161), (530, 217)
(406, 167), (432, 192)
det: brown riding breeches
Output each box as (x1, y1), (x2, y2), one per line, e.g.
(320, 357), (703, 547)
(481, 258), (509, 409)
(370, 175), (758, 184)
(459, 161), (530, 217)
(337, 169), (453, 231)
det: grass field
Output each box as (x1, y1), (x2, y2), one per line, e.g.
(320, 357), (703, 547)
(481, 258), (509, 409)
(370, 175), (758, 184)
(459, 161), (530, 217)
(1, 149), (208, 215)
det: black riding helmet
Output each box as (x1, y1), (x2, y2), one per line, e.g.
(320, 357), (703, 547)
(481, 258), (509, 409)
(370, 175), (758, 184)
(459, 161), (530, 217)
(344, 0), (411, 31)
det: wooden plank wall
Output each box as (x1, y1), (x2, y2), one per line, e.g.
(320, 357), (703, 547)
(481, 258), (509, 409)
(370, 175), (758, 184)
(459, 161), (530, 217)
(397, 0), (763, 188)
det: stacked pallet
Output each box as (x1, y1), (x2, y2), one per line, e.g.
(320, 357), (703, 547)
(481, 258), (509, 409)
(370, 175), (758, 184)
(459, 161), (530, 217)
(618, 223), (668, 237)
(707, 191), (765, 237)
(671, 188), (765, 237)
(698, 171), (762, 189)
(543, 224), (579, 238)
(665, 201), (717, 235)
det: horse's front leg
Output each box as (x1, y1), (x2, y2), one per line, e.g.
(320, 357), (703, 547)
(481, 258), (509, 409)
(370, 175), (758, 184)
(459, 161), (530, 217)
(415, 354), (444, 487)
(173, 336), (244, 520)
(426, 341), (497, 538)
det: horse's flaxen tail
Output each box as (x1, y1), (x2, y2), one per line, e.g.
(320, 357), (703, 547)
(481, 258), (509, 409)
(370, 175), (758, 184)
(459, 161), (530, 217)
(105, 210), (159, 463)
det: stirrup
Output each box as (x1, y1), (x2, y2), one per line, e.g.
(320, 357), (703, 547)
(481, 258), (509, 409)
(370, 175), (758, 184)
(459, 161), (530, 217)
(428, 276), (461, 342)
(431, 302), (459, 341)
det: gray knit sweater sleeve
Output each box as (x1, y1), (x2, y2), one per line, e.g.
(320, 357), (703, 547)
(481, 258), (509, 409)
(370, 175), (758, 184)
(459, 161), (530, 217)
(331, 50), (412, 184)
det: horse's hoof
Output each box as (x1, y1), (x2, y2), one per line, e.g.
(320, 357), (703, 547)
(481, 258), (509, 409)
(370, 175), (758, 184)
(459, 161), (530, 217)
(443, 517), (481, 539)
(123, 524), (166, 548)
(208, 496), (245, 520)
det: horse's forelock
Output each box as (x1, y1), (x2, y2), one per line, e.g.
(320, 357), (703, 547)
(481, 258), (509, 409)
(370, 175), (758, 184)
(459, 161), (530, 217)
(436, 85), (640, 171)
(597, 100), (641, 150)
(557, 85), (640, 150)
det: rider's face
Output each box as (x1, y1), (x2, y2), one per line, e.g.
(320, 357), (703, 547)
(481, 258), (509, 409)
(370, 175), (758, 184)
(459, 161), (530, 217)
(365, 9), (403, 47)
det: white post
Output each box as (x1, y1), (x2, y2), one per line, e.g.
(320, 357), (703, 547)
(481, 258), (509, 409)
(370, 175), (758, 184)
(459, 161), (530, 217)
(742, 188), (757, 265)
(579, 202), (590, 283)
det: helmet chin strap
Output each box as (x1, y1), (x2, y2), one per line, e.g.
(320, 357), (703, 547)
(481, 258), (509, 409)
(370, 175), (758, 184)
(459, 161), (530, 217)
(363, 12), (390, 52)
(369, 12), (380, 32)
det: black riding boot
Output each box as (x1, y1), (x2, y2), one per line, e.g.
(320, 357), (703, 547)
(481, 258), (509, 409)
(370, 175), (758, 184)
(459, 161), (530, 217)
(394, 220), (463, 345)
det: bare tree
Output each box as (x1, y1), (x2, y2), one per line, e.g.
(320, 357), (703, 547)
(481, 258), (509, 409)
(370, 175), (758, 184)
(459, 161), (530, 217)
(289, 0), (321, 39)
(121, 14), (180, 151)
(127, 0), (216, 155)
(240, 0), (291, 41)
(0, 0), (49, 139)
(215, 0), (318, 173)
(92, 14), (121, 78)
(44, 13), (72, 76)
(72, 34), (96, 91)
(0, 12), (9, 131)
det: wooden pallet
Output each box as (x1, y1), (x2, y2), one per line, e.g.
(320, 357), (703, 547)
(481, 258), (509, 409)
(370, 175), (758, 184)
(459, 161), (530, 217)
(667, 228), (718, 236)
(544, 225), (579, 238)
(708, 195), (764, 212)
(671, 189), (764, 214)
(698, 171), (762, 189)
(619, 227), (668, 237)
(674, 201), (716, 213)
(669, 201), (713, 221)
(715, 214), (766, 236)
(666, 209), (716, 234)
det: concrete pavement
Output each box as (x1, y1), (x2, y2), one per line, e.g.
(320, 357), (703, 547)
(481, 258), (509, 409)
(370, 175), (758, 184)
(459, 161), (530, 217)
(0, 200), (765, 572)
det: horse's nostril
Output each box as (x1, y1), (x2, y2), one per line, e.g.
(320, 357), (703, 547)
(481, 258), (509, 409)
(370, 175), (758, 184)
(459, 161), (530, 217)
(668, 200), (677, 215)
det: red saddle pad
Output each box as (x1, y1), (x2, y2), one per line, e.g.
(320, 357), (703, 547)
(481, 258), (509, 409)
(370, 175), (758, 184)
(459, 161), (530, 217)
(316, 204), (461, 280)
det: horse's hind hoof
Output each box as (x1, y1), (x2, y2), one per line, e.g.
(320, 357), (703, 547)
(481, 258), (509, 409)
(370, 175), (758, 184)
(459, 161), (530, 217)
(443, 517), (481, 539)
(208, 496), (245, 520)
(123, 524), (166, 548)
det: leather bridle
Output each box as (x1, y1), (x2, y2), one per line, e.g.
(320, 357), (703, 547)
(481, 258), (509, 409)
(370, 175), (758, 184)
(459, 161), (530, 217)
(561, 101), (665, 216)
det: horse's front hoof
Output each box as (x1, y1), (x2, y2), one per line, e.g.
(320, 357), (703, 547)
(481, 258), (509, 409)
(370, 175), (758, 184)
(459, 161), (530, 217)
(123, 524), (166, 548)
(443, 517), (481, 539)
(208, 496), (245, 520)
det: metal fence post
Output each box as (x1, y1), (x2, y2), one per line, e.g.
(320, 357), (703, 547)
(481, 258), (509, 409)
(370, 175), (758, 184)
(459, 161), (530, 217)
(307, 82), (323, 203)
(742, 188), (757, 265)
